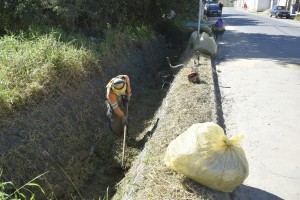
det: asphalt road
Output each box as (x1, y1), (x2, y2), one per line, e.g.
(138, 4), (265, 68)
(215, 7), (300, 200)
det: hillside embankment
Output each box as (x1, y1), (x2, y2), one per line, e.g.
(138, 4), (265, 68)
(0, 22), (224, 199)
(0, 35), (180, 199)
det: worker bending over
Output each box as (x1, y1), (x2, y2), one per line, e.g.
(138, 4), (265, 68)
(105, 75), (132, 136)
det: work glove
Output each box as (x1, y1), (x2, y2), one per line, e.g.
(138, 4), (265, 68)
(122, 115), (128, 125)
(123, 94), (131, 104)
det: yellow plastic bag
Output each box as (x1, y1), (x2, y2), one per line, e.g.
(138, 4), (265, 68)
(164, 122), (249, 192)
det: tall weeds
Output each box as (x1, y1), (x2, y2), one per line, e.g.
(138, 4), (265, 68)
(0, 170), (47, 200)
(99, 25), (155, 62)
(0, 30), (97, 117)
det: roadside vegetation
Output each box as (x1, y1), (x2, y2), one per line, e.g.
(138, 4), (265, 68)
(0, 29), (95, 117)
(0, 0), (198, 120)
(0, 0), (201, 199)
(0, 26), (157, 119)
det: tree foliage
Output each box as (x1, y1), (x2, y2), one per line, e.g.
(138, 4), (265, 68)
(0, 0), (199, 35)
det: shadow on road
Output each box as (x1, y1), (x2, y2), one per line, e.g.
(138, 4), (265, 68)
(183, 179), (283, 200)
(218, 30), (299, 65)
(221, 15), (264, 26)
(187, 12), (299, 66)
(230, 184), (284, 200)
(214, 14), (299, 66)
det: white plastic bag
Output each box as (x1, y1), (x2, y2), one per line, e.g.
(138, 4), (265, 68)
(188, 31), (217, 57)
(164, 122), (249, 192)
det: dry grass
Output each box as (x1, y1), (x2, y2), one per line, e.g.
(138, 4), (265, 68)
(0, 35), (169, 199)
(113, 50), (219, 200)
(0, 26), (224, 199)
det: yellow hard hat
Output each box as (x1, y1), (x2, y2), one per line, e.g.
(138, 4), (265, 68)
(111, 78), (127, 95)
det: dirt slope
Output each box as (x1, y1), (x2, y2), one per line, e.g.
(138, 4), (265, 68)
(112, 50), (226, 200)
(0, 37), (170, 199)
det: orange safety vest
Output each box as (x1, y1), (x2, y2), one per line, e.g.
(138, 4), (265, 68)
(106, 75), (131, 118)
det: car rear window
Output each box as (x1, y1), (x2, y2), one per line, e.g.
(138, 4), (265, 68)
(209, 5), (219, 10)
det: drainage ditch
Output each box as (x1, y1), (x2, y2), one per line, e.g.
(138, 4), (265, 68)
(0, 27), (193, 199)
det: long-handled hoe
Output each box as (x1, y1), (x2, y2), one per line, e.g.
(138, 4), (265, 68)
(121, 102), (129, 168)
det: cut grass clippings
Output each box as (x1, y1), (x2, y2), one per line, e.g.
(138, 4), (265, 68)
(113, 50), (217, 200)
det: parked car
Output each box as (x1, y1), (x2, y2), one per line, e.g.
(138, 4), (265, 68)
(204, 3), (222, 17)
(270, 6), (291, 18)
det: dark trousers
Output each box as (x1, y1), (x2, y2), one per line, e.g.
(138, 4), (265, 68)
(105, 99), (128, 137)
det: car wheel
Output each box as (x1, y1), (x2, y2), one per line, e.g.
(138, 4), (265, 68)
(286, 16), (290, 19)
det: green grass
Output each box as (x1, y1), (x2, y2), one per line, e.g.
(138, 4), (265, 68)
(0, 170), (47, 200)
(99, 25), (155, 59)
(0, 29), (96, 116)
